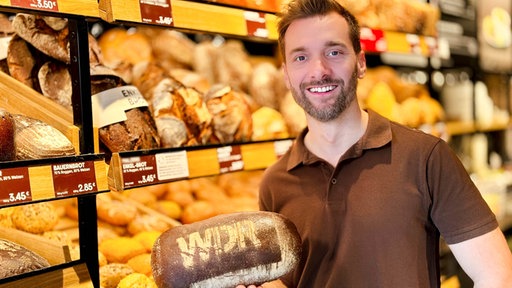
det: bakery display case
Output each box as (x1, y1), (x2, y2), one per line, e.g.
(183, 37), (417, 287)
(0, 0), (510, 287)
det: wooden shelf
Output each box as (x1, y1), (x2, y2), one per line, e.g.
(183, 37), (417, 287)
(361, 27), (438, 57)
(445, 120), (511, 136)
(99, 0), (277, 40)
(0, 0), (99, 17)
(0, 154), (109, 208)
(108, 139), (293, 191)
(0, 262), (92, 288)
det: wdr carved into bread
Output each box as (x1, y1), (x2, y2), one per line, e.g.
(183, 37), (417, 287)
(151, 211), (301, 288)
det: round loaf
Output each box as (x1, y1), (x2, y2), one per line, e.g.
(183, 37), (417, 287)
(0, 109), (15, 161)
(151, 211), (301, 288)
(0, 238), (50, 279)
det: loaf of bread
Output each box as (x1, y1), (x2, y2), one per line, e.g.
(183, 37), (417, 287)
(38, 61), (72, 109)
(151, 211), (301, 288)
(92, 68), (161, 153)
(6, 34), (38, 89)
(12, 113), (75, 159)
(12, 14), (102, 65)
(205, 84), (253, 144)
(0, 108), (15, 161)
(0, 238), (50, 279)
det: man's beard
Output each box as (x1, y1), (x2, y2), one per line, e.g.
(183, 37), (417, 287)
(290, 69), (358, 122)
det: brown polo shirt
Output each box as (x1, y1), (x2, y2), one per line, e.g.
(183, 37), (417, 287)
(259, 110), (497, 287)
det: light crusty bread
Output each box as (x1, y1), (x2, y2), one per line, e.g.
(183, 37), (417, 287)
(151, 211), (301, 288)
(0, 238), (50, 279)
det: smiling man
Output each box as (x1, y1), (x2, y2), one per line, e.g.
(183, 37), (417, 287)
(237, 0), (512, 287)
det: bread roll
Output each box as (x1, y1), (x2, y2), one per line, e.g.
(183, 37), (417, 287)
(0, 238), (50, 279)
(11, 202), (59, 234)
(0, 109), (15, 161)
(151, 211), (302, 288)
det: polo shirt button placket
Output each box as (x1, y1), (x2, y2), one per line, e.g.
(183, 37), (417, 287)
(331, 178), (337, 185)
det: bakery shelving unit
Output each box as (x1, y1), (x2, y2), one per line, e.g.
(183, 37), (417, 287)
(0, 0), (508, 287)
(0, 1), (108, 287)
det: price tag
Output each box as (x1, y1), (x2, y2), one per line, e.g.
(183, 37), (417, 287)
(360, 28), (386, 53)
(139, 0), (173, 26)
(10, 0), (59, 12)
(244, 11), (268, 38)
(155, 150), (189, 181)
(217, 145), (244, 173)
(52, 161), (98, 197)
(122, 155), (158, 188)
(0, 167), (32, 206)
(274, 139), (293, 159)
(122, 151), (190, 188)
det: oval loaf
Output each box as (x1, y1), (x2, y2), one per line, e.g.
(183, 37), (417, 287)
(151, 211), (301, 288)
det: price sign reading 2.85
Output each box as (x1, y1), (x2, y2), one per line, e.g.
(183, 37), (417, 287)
(52, 161), (98, 198)
(10, 0), (59, 12)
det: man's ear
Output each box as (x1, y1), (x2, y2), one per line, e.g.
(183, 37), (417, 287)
(281, 64), (291, 89)
(357, 51), (367, 79)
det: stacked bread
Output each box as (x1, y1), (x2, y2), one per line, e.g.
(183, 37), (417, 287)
(337, 0), (439, 36)
(15, 170), (260, 287)
(99, 27), (297, 146)
(357, 66), (445, 130)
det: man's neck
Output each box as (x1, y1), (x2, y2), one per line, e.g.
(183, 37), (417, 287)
(304, 106), (368, 167)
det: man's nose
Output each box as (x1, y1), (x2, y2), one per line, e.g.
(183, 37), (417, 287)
(310, 57), (331, 79)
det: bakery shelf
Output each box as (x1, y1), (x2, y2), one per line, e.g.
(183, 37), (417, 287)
(361, 27), (439, 57)
(98, 0), (278, 40)
(445, 121), (477, 136)
(107, 139), (293, 191)
(0, 154), (109, 208)
(186, 0), (281, 13)
(445, 120), (512, 136)
(0, 71), (82, 153)
(0, 262), (92, 288)
(0, 0), (99, 17)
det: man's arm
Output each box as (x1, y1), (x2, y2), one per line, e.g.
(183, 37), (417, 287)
(448, 227), (512, 287)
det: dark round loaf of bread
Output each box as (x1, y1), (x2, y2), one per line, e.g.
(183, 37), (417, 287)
(151, 211), (301, 288)
(0, 109), (15, 161)
(0, 238), (51, 279)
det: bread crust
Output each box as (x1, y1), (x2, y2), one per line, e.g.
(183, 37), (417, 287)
(151, 211), (301, 288)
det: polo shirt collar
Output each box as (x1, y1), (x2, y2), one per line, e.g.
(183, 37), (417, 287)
(286, 109), (392, 170)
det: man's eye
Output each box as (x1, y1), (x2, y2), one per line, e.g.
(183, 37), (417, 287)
(328, 50), (340, 56)
(295, 55), (306, 62)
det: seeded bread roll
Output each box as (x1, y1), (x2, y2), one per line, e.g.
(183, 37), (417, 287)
(151, 211), (301, 288)
(0, 238), (50, 279)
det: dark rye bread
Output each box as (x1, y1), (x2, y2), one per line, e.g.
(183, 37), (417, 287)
(92, 67), (160, 153)
(151, 211), (301, 288)
(0, 238), (50, 279)
(0, 109), (15, 161)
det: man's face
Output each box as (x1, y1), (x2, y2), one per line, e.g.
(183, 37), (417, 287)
(282, 12), (365, 122)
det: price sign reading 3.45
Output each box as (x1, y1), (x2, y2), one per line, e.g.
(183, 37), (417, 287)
(122, 155), (158, 188)
(0, 167), (32, 206)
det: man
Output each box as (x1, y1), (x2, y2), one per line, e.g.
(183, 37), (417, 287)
(238, 0), (512, 287)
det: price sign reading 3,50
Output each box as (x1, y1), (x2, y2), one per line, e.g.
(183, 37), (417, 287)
(10, 0), (59, 12)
